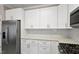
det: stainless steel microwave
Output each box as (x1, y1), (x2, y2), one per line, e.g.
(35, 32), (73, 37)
(70, 7), (79, 28)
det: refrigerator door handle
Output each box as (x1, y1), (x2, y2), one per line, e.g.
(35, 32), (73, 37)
(6, 27), (9, 44)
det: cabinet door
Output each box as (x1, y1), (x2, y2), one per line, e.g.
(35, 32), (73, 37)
(40, 7), (58, 28)
(50, 41), (59, 54)
(30, 40), (38, 54)
(21, 39), (28, 54)
(6, 8), (24, 20)
(5, 10), (13, 20)
(47, 7), (58, 28)
(39, 7), (49, 28)
(12, 8), (24, 20)
(21, 39), (31, 54)
(25, 10), (31, 28)
(21, 39), (38, 54)
(25, 9), (40, 29)
(58, 5), (69, 28)
(38, 40), (50, 54)
(25, 39), (32, 54)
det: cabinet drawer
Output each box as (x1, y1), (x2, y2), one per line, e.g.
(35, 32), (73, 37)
(38, 40), (51, 54)
(50, 41), (59, 54)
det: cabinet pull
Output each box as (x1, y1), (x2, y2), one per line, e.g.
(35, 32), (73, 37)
(47, 24), (50, 28)
(65, 24), (66, 27)
(11, 16), (13, 20)
(27, 44), (30, 48)
(30, 25), (33, 28)
(65, 23), (68, 27)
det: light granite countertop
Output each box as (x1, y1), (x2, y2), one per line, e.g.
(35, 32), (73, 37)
(21, 34), (79, 45)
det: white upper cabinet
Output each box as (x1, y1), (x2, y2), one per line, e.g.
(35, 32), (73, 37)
(5, 10), (12, 20)
(5, 8), (24, 20)
(58, 4), (70, 28)
(25, 5), (71, 29)
(39, 7), (57, 28)
(25, 9), (40, 29)
(25, 6), (58, 29)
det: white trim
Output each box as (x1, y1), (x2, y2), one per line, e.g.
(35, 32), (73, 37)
(23, 4), (59, 10)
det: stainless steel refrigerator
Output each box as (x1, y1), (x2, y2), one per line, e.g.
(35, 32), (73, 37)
(2, 20), (21, 54)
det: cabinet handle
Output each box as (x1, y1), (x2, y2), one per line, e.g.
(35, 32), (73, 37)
(27, 44), (30, 48)
(30, 25), (33, 28)
(65, 23), (68, 27)
(11, 16), (13, 20)
(47, 24), (50, 28)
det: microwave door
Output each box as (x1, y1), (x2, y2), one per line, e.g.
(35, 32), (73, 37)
(71, 23), (79, 28)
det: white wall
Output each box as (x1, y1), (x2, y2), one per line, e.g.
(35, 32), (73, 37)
(70, 28), (79, 41)
(0, 4), (5, 53)
(25, 29), (71, 38)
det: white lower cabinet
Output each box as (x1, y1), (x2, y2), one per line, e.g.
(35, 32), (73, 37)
(21, 39), (59, 54)
(30, 40), (38, 54)
(24, 40), (31, 54)
(21, 39), (27, 54)
(50, 41), (59, 54)
(38, 40), (50, 54)
(21, 39), (38, 54)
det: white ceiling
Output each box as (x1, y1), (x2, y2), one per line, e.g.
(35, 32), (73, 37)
(4, 4), (58, 10)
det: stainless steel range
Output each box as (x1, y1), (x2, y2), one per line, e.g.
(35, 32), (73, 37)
(58, 43), (79, 54)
